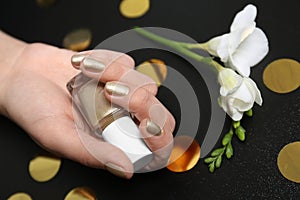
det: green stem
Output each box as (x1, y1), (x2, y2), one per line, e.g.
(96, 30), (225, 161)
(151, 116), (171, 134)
(183, 43), (208, 50)
(134, 27), (223, 71)
(134, 27), (184, 50)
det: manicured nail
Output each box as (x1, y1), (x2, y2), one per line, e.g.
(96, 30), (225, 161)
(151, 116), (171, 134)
(146, 120), (162, 136)
(105, 82), (130, 96)
(82, 57), (105, 73)
(105, 163), (128, 179)
(71, 53), (86, 67)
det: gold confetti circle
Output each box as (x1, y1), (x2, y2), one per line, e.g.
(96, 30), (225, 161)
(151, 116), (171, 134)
(263, 58), (300, 93)
(136, 59), (168, 86)
(167, 136), (201, 172)
(7, 192), (32, 200)
(36, 0), (56, 7)
(64, 187), (97, 200)
(120, 0), (150, 19)
(277, 141), (300, 183)
(63, 28), (92, 51)
(28, 155), (61, 182)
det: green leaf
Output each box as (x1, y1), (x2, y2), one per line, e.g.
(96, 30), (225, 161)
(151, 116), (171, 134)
(222, 133), (232, 146)
(228, 128), (234, 135)
(232, 121), (240, 129)
(239, 125), (246, 132)
(235, 126), (246, 141)
(215, 156), (222, 168)
(211, 148), (225, 157)
(209, 162), (215, 173)
(245, 109), (253, 117)
(226, 142), (234, 159)
(204, 157), (216, 163)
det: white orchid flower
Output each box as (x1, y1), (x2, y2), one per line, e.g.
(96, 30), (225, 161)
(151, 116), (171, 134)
(205, 4), (269, 77)
(218, 68), (263, 121)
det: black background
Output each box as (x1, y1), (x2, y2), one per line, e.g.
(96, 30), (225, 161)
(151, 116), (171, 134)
(1, 0), (300, 199)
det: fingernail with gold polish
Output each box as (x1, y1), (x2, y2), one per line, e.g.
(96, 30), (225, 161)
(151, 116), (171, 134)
(105, 82), (130, 96)
(105, 163), (128, 179)
(82, 57), (105, 73)
(146, 120), (162, 136)
(71, 53), (87, 67)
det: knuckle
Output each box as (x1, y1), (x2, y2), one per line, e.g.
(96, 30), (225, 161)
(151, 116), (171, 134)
(129, 88), (151, 112)
(122, 54), (135, 67)
(102, 64), (129, 81)
(143, 83), (158, 95)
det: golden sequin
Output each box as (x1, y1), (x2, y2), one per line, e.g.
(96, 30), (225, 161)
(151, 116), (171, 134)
(64, 187), (97, 200)
(263, 58), (300, 93)
(28, 155), (61, 182)
(277, 141), (300, 183)
(120, 0), (150, 19)
(136, 59), (167, 86)
(167, 136), (201, 172)
(7, 192), (32, 200)
(63, 28), (92, 51)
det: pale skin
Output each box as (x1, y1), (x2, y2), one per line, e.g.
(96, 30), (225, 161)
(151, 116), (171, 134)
(0, 31), (175, 179)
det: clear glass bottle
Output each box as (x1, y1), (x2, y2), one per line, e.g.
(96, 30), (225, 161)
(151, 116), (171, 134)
(67, 73), (153, 171)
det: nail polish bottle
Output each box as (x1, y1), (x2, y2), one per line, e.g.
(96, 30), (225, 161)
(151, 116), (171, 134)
(67, 73), (153, 171)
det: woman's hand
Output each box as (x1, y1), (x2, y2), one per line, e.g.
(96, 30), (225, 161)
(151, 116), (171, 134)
(70, 50), (175, 174)
(0, 32), (175, 179)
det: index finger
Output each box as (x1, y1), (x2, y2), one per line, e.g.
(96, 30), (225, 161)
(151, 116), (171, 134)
(71, 50), (158, 95)
(71, 50), (135, 70)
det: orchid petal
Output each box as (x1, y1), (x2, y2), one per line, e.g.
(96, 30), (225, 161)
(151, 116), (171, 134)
(229, 28), (269, 77)
(206, 35), (222, 56)
(216, 34), (231, 62)
(227, 98), (244, 120)
(230, 4), (257, 32)
(244, 78), (263, 105)
(218, 68), (242, 96)
(226, 54), (251, 77)
(227, 29), (245, 55)
(233, 98), (254, 112)
(218, 96), (228, 112)
(230, 82), (253, 103)
(255, 89), (263, 106)
(231, 111), (243, 121)
(229, 81), (255, 112)
(207, 34), (230, 61)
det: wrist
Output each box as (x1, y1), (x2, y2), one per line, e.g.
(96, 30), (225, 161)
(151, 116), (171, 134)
(0, 31), (28, 115)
